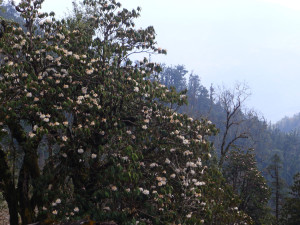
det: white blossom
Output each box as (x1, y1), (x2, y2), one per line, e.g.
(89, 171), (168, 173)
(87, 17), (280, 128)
(86, 69), (93, 75)
(62, 136), (68, 142)
(78, 148), (84, 154)
(46, 55), (53, 61)
(186, 213), (192, 218)
(73, 54), (80, 60)
(142, 189), (150, 195)
(103, 206), (111, 211)
(165, 158), (171, 164)
(183, 139), (190, 145)
(150, 163), (158, 168)
(33, 125), (38, 131)
(28, 132), (36, 138)
(57, 33), (65, 39)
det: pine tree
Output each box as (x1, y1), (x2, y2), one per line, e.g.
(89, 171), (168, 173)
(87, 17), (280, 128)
(280, 173), (300, 225)
(267, 153), (285, 224)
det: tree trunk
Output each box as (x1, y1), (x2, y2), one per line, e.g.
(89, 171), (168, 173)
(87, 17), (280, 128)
(0, 148), (19, 225)
(7, 120), (41, 225)
(275, 165), (279, 224)
(18, 163), (35, 225)
(4, 182), (19, 225)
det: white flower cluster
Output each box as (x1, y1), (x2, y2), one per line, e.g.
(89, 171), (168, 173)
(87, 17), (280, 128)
(39, 18), (52, 25)
(156, 176), (167, 186)
(150, 163), (158, 168)
(36, 112), (51, 123)
(78, 148), (84, 154)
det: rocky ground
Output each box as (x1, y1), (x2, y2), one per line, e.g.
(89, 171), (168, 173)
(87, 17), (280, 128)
(0, 206), (118, 225)
(0, 206), (9, 225)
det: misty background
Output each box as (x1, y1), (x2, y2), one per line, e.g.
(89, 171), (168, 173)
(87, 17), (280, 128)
(15, 0), (300, 123)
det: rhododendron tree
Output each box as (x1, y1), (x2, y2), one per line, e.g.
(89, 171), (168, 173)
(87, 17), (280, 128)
(0, 0), (251, 224)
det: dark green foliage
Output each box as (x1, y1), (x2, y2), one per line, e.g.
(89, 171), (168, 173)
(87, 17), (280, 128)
(159, 65), (187, 92)
(267, 130), (300, 186)
(159, 65), (214, 118)
(185, 73), (211, 118)
(223, 148), (273, 224)
(267, 154), (286, 224)
(280, 173), (300, 225)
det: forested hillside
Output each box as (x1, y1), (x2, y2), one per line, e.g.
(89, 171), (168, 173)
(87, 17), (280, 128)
(159, 65), (300, 182)
(1, 1), (300, 225)
(159, 65), (300, 223)
(276, 113), (300, 133)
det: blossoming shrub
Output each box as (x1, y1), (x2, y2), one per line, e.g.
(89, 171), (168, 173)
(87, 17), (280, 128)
(0, 0), (251, 224)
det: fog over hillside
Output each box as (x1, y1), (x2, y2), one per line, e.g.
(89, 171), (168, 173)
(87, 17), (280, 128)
(276, 113), (300, 132)
(11, 0), (300, 123)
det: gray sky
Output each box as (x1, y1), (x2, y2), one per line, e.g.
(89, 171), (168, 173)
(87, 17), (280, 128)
(15, 0), (300, 123)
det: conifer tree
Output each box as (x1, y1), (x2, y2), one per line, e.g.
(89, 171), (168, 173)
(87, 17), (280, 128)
(267, 153), (285, 224)
(280, 173), (300, 225)
(223, 148), (273, 224)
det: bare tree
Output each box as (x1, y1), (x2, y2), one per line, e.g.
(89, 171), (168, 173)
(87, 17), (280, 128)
(213, 83), (257, 167)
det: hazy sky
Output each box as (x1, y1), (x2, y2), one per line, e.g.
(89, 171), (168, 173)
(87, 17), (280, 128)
(13, 0), (300, 123)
